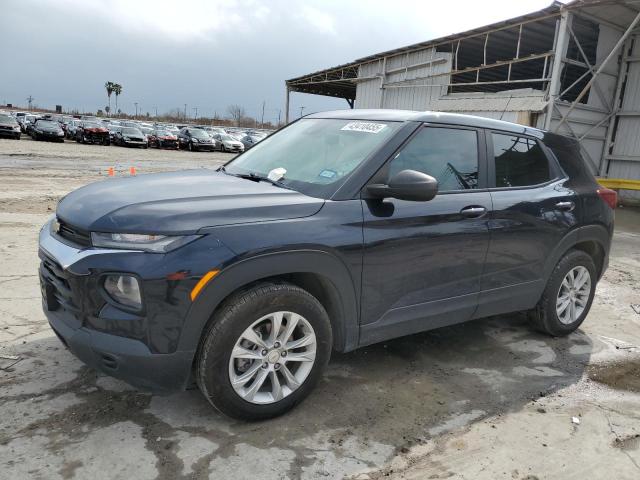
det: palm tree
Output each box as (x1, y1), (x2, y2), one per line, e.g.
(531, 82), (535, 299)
(113, 83), (123, 115)
(104, 82), (115, 115)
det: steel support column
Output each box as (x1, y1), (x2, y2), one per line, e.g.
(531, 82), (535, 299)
(284, 85), (290, 124)
(545, 11), (570, 130)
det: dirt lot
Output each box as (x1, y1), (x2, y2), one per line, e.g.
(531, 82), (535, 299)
(1, 136), (640, 480)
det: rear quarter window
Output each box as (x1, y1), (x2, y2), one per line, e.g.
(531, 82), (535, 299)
(492, 133), (550, 187)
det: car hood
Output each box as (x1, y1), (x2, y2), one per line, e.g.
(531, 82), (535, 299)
(56, 169), (325, 234)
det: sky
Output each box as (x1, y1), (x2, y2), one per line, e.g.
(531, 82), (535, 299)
(1, 0), (564, 123)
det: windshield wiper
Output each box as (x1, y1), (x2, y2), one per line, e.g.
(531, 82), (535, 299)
(220, 167), (293, 190)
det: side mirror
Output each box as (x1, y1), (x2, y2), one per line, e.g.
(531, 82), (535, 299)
(367, 169), (438, 202)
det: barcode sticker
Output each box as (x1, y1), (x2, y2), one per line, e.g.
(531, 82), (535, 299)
(341, 122), (386, 134)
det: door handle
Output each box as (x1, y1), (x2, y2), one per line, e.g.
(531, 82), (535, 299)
(555, 201), (575, 212)
(460, 206), (487, 218)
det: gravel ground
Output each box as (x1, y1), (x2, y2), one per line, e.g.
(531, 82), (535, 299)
(1, 136), (639, 480)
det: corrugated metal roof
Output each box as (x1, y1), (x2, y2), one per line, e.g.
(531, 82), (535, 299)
(286, 1), (563, 88)
(430, 89), (548, 112)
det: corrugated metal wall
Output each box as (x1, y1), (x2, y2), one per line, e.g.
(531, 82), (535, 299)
(606, 33), (640, 202)
(355, 48), (452, 109)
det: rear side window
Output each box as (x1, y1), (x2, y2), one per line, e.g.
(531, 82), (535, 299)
(389, 127), (479, 191)
(492, 133), (550, 187)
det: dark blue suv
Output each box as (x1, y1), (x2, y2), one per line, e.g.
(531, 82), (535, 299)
(39, 110), (616, 419)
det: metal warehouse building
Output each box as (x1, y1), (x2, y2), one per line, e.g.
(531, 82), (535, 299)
(286, 0), (640, 202)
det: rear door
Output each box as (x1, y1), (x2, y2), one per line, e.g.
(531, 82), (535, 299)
(360, 124), (492, 346)
(476, 130), (577, 318)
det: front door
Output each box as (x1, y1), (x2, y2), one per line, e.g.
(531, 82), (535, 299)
(360, 125), (491, 346)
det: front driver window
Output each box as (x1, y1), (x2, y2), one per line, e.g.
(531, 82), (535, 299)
(389, 127), (479, 191)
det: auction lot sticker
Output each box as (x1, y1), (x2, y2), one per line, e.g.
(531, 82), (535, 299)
(341, 121), (387, 134)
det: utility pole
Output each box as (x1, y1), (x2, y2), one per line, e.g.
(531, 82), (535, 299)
(134, 102), (138, 118)
(260, 101), (265, 128)
(26, 95), (34, 110)
(184, 104), (187, 120)
(277, 110), (281, 126)
(299, 106), (305, 118)
(193, 107), (198, 120)
(154, 106), (158, 118)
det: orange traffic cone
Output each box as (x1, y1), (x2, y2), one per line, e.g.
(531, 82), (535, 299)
(130, 166), (136, 176)
(107, 167), (115, 176)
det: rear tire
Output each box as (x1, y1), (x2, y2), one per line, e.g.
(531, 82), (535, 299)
(528, 249), (597, 336)
(196, 282), (332, 420)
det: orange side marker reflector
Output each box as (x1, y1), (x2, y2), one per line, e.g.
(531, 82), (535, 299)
(107, 167), (115, 176)
(190, 270), (220, 301)
(130, 166), (136, 175)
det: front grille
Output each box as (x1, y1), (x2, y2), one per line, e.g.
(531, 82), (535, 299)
(58, 221), (91, 247)
(0, 125), (12, 130)
(40, 256), (80, 316)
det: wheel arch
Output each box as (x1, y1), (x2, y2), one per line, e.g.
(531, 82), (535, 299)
(178, 249), (360, 355)
(543, 224), (611, 282)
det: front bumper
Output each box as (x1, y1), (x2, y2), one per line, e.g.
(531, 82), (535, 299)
(38, 221), (200, 392)
(192, 142), (215, 151)
(121, 139), (147, 147)
(47, 306), (194, 392)
(38, 131), (65, 140)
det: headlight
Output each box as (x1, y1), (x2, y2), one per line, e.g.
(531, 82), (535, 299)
(123, 136), (130, 140)
(103, 274), (142, 309)
(91, 232), (201, 253)
(191, 138), (199, 142)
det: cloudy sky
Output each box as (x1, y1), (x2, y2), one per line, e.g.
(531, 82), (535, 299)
(2, 0), (563, 123)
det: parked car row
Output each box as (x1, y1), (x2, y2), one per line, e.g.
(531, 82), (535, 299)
(4, 110), (273, 152)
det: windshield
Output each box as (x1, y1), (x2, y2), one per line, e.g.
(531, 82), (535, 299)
(37, 120), (58, 128)
(190, 129), (209, 139)
(122, 128), (142, 135)
(219, 134), (234, 141)
(0, 114), (15, 123)
(155, 130), (170, 136)
(225, 118), (401, 198)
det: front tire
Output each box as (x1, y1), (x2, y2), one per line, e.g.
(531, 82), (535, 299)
(528, 249), (597, 336)
(196, 282), (332, 420)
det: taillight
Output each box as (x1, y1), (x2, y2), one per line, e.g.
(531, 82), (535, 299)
(597, 188), (617, 209)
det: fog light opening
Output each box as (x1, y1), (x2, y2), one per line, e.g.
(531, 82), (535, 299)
(103, 274), (142, 310)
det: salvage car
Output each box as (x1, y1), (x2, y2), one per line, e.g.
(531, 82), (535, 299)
(148, 129), (178, 149)
(239, 132), (265, 150)
(114, 127), (148, 148)
(32, 119), (65, 142)
(177, 127), (216, 151)
(213, 133), (244, 153)
(0, 113), (21, 139)
(39, 110), (614, 420)
(75, 121), (110, 145)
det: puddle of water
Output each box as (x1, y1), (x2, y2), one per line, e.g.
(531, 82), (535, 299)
(588, 359), (640, 393)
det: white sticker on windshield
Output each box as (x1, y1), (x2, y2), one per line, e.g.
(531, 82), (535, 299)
(341, 121), (387, 134)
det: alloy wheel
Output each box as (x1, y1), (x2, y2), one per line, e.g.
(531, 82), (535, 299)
(556, 266), (591, 325)
(228, 311), (316, 404)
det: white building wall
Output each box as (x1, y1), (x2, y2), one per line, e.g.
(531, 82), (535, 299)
(355, 48), (451, 110)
